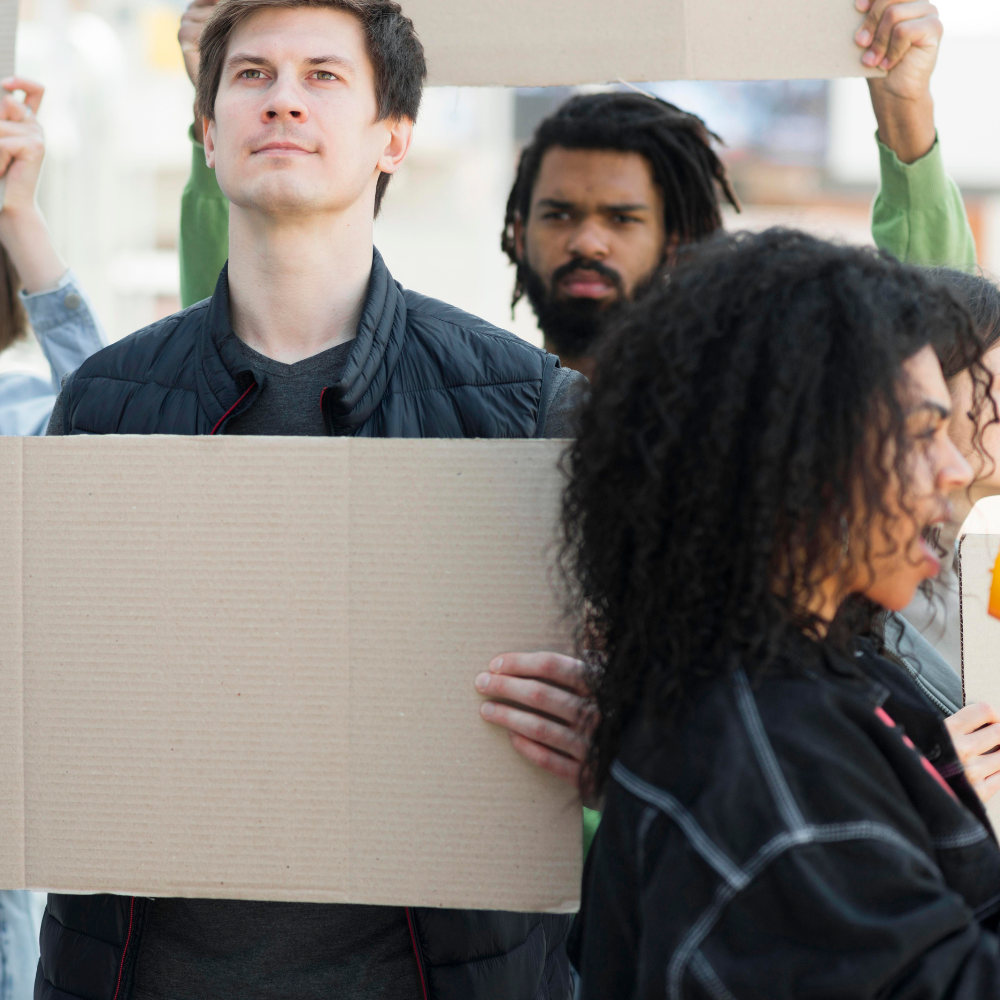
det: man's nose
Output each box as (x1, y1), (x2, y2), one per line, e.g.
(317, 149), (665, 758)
(566, 220), (609, 260)
(263, 76), (309, 123)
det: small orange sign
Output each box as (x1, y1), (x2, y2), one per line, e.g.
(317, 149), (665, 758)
(990, 554), (1000, 620)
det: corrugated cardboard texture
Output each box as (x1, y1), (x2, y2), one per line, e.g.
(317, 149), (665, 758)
(0, 437), (580, 912)
(0, 438), (24, 887)
(402, 0), (882, 86)
(958, 533), (1000, 832)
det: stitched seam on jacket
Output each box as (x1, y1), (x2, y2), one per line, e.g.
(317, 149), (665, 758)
(733, 668), (806, 832)
(689, 950), (738, 1000)
(73, 373), (200, 396)
(931, 826), (990, 849)
(37, 904), (127, 950)
(388, 377), (544, 396)
(611, 762), (747, 890)
(664, 822), (941, 1000)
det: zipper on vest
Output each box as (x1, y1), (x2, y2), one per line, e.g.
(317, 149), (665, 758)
(405, 907), (430, 1000)
(111, 896), (136, 1000)
(210, 381), (257, 435)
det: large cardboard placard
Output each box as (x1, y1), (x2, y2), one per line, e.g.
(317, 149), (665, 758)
(403, 0), (881, 86)
(958, 533), (1000, 830)
(0, 436), (580, 912)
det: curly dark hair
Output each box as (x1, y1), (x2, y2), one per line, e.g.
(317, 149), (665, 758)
(562, 229), (991, 794)
(501, 91), (740, 309)
(931, 268), (1000, 378)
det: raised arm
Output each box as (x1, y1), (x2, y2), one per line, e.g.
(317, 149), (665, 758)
(0, 77), (103, 434)
(857, 0), (977, 269)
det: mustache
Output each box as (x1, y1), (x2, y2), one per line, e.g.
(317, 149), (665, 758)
(551, 257), (625, 296)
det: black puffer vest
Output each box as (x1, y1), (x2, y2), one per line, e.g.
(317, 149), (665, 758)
(37, 251), (573, 1000)
(57, 251), (559, 439)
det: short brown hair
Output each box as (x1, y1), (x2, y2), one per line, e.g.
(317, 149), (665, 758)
(196, 0), (426, 214)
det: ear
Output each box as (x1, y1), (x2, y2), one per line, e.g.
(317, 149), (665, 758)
(513, 215), (525, 263)
(376, 116), (413, 177)
(203, 116), (217, 168)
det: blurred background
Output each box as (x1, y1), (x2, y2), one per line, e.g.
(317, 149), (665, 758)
(1, 0), (997, 379)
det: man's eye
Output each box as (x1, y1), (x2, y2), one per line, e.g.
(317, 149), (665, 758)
(241, 69), (263, 79)
(612, 215), (641, 224)
(542, 211), (571, 221)
(314, 71), (337, 80)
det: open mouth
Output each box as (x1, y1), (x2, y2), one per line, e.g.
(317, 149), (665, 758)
(917, 535), (943, 576)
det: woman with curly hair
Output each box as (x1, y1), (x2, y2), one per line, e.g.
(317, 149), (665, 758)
(565, 229), (1000, 999)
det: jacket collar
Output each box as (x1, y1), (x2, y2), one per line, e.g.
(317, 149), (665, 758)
(195, 249), (407, 435)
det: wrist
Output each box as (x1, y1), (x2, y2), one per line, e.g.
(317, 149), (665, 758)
(0, 206), (67, 295)
(868, 80), (936, 165)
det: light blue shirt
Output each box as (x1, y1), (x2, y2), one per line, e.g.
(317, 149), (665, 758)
(0, 271), (104, 436)
(0, 269), (103, 997)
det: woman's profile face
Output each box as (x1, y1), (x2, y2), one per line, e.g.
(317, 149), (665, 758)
(949, 340), (1000, 497)
(858, 346), (973, 611)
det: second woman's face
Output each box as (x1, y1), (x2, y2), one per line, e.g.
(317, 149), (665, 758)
(858, 346), (973, 612)
(949, 341), (1000, 497)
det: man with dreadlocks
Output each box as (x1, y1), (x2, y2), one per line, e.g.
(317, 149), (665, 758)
(500, 91), (735, 379)
(501, 0), (965, 381)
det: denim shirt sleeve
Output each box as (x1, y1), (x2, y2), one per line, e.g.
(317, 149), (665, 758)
(0, 270), (105, 436)
(21, 269), (105, 391)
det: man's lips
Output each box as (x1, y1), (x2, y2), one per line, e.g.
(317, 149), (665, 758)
(557, 272), (616, 299)
(252, 142), (313, 155)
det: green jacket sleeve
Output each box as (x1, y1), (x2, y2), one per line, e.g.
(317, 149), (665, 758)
(871, 134), (976, 271)
(179, 128), (230, 308)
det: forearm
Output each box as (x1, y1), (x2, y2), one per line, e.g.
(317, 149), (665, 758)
(868, 79), (936, 166)
(0, 205), (67, 294)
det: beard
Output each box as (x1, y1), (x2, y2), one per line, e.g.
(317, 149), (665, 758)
(519, 257), (645, 359)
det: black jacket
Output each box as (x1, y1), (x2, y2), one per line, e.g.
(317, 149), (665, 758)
(569, 642), (1000, 1000)
(37, 251), (573, 1000)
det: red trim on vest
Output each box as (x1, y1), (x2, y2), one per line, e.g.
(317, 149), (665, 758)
(210, 382), (255, 435)
(405, 906), (429, 1000)
(111, 896), (135, 1000)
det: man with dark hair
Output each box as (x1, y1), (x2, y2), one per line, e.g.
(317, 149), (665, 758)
(40, 0), (580, 998)
(500, 0), (970, 380)
(501, 92), (737, 377)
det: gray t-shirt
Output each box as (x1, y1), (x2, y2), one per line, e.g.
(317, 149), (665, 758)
(58, 335), (585, 999)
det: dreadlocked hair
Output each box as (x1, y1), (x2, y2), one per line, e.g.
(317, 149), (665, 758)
(561, 229), (991, 796)
(501, 90), (740, 308)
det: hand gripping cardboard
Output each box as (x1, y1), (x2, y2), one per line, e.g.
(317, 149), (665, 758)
(0, 436), (581, 912)
(401, 0), (883, 86)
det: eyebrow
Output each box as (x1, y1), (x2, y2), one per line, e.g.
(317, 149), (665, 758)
(534, 198), (651, 212)
(225, 52), (355, 70)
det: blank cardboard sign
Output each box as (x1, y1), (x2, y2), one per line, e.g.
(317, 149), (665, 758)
(0, 436), (581, 912)
(959, 533), (1000, 831)
(402, 0), (881, 86)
